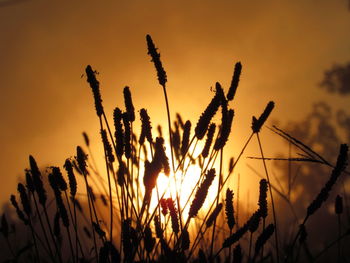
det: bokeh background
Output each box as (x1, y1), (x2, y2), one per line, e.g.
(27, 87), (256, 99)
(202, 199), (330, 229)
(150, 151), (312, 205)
(1, 1), (350, 253)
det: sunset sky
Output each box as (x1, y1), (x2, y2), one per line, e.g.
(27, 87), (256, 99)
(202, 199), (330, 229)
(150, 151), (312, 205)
(1, 0), (350, 209)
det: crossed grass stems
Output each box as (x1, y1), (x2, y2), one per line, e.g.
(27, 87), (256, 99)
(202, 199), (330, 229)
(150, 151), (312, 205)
(1, 34), (349, 263)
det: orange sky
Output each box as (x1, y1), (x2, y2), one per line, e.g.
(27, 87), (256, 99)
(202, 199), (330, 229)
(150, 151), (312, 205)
(1, 0), (350, 209)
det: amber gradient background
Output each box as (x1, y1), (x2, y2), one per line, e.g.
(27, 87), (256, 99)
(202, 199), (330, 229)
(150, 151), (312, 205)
(0, 0), (350, 210)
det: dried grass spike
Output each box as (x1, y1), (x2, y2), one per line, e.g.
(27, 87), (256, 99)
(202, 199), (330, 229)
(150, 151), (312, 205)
(101, 129), (115, 163)
(146, 34), (167, 87)
(248, 210), (261, 233)
(225, 188), (235, 230)
(154, 137), (170, 176)
(214, 108), (234, 150)
(123, 86), (135, 122)
(195, 83), (224, 139)
(29, 155), (47, 206)
(258, 179), (268, 219)
(122, 219), (133, 260)
(206, 203), (223, 228)
(154, 215), (163, 239)
(10, 195), (28, 225)
(52, 166), (67, 191)
(123, 112), (131, 159)
(252, 101), (275, 133)
(25, 171), (34, 193)
(76, 146), (88, 175)
(64, 159), (77, 197)
(227, 62), (242, 101)
(181, 120), (191, 156)
(166, 198), (179, 234)
(222, 223), (249, 248)
(139, 108), (153, 145)
(228, 157), (234, 174)
(307, 144), (348, 217)
(160, 198), (168, 216)
(18, 183), (31, 216)
(254, 224), (274, 258)
(181, 228), (190, 251)
(82, 132), (90, 146)
(113, 107), (124, 157)
(144, 225), (156, 253)
(117, 161), (127, 186)
(85, 65), (104, 116)
(189, 168), (216, 218)
(201, 123), (216, 158)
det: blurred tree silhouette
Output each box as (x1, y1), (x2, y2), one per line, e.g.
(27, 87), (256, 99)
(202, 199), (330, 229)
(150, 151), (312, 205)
(272, 61), (350, 262)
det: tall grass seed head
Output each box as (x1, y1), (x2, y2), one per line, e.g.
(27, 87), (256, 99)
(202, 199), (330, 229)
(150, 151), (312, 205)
(227, 62), (242, 101)
(64, 159), (77, 197)
(76, 146), (88, 175)
(17, 183), (31, 216)
(85, 65), (104, 116)
(123, 86), (135, 122)
(225, 188), (235, 230)
(258, 179), (268, 218)
(113, 107), (125, 157)
(189, 168), (216, 218)
(252, 101), (275, 133)
(146, 34), (167, 87)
